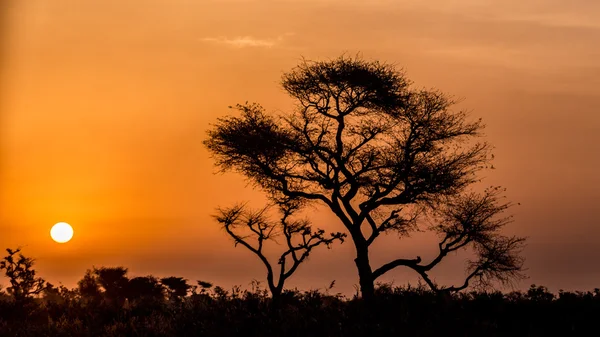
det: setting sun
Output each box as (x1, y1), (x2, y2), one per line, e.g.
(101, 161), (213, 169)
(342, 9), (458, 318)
(50, 222), (74, 243)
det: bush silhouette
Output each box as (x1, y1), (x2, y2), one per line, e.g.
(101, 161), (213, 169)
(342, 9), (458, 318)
(0, 251), (597, 336)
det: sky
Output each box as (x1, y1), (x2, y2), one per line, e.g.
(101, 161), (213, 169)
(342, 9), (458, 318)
(1, 0), (599, 294)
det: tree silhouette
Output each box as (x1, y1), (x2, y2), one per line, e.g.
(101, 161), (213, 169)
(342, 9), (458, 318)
(205, 55), (525, 299)
(161, 276), (191, 300)
(77, 269), (102, 302)
(196, 280), (213, 295)
(93, 266), (129, 305)
(79, 267), (169, 304)
(0, 248), (47, 302)
(214, 200), (345, 299)
(127, 276), (164, 303)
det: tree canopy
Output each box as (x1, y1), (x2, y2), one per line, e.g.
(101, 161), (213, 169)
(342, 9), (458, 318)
(205, 55), (525, 299)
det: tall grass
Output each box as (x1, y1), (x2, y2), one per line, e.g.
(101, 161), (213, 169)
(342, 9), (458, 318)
(1, 284), (598, 336)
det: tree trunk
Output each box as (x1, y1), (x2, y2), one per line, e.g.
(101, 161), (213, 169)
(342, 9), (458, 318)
(269, 282), (283, 301)
(269, 285), (284, 311)
(354, 244), (375, 300)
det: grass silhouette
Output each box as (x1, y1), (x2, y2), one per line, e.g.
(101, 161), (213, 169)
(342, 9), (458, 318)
(1, 277), (599, 337)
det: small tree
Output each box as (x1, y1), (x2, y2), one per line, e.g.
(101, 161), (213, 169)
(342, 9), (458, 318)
(78, 269), (102, 302)
(214, 200), (345, 299)
(205, 55), (525, 299)
(161, 276), (192, 300)
(126, 276), (164, 303)
(0, 248), (47, 302)
(93, 266), (129, 305)
(196, 280), (213, 295)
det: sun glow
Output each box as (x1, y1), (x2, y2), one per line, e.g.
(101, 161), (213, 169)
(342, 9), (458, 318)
(50, 222), (74, 243)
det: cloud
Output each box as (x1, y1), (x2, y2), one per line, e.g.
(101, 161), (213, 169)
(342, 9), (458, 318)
(200, 34), (290, 48)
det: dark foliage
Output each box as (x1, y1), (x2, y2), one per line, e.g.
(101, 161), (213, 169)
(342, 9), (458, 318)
(0, 248), (48, 302)
(0, 249), (593, 336)
(161, 277), (191, 300)
(1, 280), (599, 337)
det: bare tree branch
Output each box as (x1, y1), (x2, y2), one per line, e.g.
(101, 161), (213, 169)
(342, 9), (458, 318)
(372, 187), (525, 292)
(214, 201), (345, 298)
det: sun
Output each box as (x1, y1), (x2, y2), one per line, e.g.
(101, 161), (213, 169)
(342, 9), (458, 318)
(50, 222), (74, 243)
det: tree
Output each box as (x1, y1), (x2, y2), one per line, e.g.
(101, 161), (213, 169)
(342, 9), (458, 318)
(196, 280), (213, 295)
(0, 248), (48, 301)
(214, 200), (345, 299)
(78, 269), (102, 302)
(126, 276), (164, 303)
(79, 267), (169, 305)
(204, 55), (525, 299)
(93, 266), (129, 305)
(43, 283), (77, 305)
(161, 276), (192, 300)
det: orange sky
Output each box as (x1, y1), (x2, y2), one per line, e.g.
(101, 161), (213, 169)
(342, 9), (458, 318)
(1, 0), (600, 294)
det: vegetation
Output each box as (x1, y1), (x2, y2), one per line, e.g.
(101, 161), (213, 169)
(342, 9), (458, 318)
(205, 55), (525, 299)
(0, 248), (49, 302)
(214, 201), (345, 299)
(2, 248), (598, 336)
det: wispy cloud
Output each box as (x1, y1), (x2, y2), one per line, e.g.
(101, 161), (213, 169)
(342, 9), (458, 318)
(200, 34), (290, 48)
